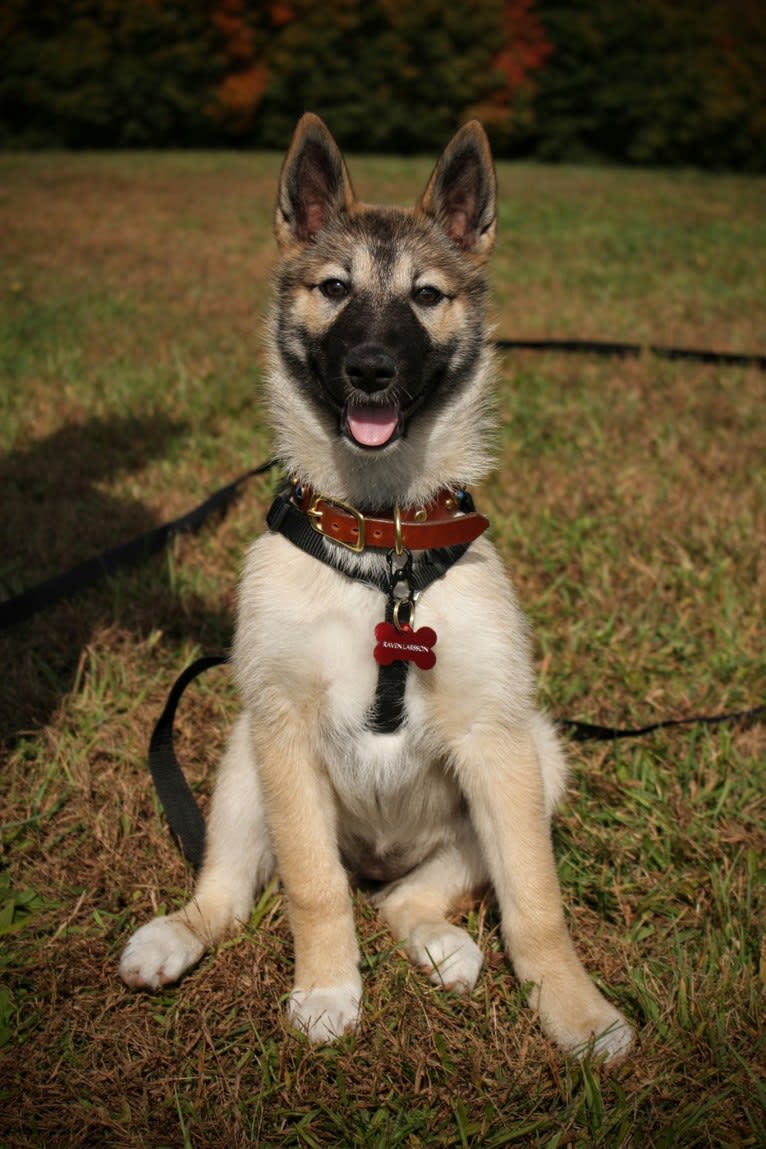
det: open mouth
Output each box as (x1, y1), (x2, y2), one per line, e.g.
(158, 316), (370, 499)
(343, 400), (402, 449)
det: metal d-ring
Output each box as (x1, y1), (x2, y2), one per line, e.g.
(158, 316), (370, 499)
(393, 503), (404, 556)
(392, 597), (414, 632)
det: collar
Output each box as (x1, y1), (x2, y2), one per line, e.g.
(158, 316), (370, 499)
(287, 481), (489, 553)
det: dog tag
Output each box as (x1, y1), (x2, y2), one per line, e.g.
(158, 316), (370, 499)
(374, 621), (437, 670)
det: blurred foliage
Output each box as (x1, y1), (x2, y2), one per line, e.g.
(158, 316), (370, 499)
(251, 0), (550, 153)
(531, 0), (766, 170)
(0, 0), (221, 147)
(0, 0), (764, 167)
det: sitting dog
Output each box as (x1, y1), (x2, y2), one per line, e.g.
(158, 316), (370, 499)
(120, 113), (633, 1063)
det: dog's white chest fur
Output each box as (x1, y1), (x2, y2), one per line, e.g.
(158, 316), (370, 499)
(234, 532), (476, 878)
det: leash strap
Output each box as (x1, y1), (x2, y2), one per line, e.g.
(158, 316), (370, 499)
(368, 593), (410, 734)
(147, 653), (228, 870)
(495, 338), (766, 370)
(559, 705), (766, 743)
(148, 654), (765, 867)
(7, 322), (765, 632)
(0, 460), (278, 630)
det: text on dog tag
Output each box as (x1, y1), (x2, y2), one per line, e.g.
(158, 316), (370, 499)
(373, 621), (437, 670)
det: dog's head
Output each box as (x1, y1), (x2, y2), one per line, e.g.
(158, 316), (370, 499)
(267, 113), (498, 507)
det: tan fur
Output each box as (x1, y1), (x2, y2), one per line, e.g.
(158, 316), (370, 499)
(120, 115), (634, 1062)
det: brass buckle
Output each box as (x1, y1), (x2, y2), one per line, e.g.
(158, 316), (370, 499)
(306, 494), (366, 553)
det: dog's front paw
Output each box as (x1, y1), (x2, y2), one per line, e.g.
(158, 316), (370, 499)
(119, 916), (206, 990)
(407, 923), (483, 993)
(288, 980), (362, 1044)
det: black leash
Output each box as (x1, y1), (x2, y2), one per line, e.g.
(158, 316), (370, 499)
(3, 339), (763, 866)
(494, 337), (766, 370)
(147, 654), (227, 870)
(0, 459), (279, 630)
(2, 336), (764, 631)
(150, 653), (765, 870)
(559, 706), (766, 742)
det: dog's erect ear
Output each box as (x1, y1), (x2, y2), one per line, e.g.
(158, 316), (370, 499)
(416, 121), (497, 259)
(275, 113), (356, 249)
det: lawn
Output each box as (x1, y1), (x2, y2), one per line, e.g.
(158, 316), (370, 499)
(0, 149), (764, 1148)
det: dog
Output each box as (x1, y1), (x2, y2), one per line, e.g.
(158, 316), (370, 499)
(119, 113), (633, 1063)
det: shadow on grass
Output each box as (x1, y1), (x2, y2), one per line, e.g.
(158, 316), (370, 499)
(0, 414), (233, 743)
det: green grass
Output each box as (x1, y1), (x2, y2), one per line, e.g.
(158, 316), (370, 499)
(1, 151), (764, 1148)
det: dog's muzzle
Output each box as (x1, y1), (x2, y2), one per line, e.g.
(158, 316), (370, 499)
(342, 342), (403, 449)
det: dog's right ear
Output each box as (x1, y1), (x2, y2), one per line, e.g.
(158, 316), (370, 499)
(275, 114), (356, 250)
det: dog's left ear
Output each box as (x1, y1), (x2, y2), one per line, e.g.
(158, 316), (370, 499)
(416, 121), (497, 260)
(275, 113), (356, 249)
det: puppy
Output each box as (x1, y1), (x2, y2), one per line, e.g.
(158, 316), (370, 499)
(120, 114), (633, 1063)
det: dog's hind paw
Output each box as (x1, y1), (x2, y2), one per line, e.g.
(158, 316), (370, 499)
(288, 981), (362, 1044)
(119, 916), (206, 990)
(407, 923), (483, 993)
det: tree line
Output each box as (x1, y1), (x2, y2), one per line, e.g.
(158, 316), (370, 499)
(1, 0), (764, 169)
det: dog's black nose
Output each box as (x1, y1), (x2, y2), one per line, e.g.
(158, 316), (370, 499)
(345, 344), (397, 394)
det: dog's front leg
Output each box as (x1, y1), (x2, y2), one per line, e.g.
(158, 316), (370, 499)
(252, 712), (361, 1044)
(120, 712), (275, 990)
(454, 722), (633, 1063)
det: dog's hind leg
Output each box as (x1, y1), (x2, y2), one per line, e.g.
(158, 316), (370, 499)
(377, 828), (488, 994)
(119, 711), (276, 990)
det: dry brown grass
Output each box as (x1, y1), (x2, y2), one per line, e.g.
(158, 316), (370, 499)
(1, 152), (764, 1148)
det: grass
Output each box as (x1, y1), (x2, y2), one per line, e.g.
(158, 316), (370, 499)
(1, 150), (764, 1148)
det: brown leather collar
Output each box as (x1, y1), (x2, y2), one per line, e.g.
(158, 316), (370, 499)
(290, 481), (489, 553)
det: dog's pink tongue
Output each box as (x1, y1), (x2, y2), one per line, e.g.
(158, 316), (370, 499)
(346, 403), (399, 447)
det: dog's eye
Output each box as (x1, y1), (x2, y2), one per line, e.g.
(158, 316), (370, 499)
(413, 285), (444, 307)
(319, 278), (349, 301)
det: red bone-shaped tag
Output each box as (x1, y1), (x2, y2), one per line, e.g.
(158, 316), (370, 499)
(374, 621), (437, 670)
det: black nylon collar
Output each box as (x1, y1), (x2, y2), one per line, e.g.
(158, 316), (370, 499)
(266, 485), (476, 594)
(266, 485), (480, 733)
